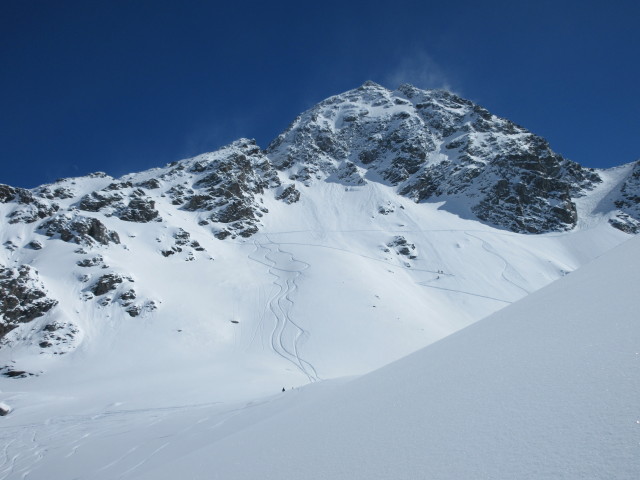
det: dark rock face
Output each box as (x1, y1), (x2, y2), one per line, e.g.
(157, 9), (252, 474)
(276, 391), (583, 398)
(78, 190), (124, 212)
(39, 214), (121, 246)
(1, 369), (33, 378)
(37, 185), (75, 200)
(79, 185), (160, 223)
(387, 236), (417, 259)
(335, 161), (366, 185)
(610, 160), (640, 234)
(80, 270), (153, 317)
(179, 139), (280, 238)
(38, 321), (79, 351)
(118, 195), (160, 223)
(0, 184), (19, 203)
(268, 82), (602, 233)
(160, 228), (206, 258)
(275, 184), (301, 204)
(165, 184), (193, 205)
(0, 184), (60, 224)
(137, 178), (161, 189)
(119, 289), (136, 302)
(76, 255), (105, 268)
(27, 240), (43, 250)
(0, 265), (58, 340)
(90, 274), (125, 296)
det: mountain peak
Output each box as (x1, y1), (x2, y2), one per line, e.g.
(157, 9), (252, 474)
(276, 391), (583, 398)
(358, 80), (387, 90)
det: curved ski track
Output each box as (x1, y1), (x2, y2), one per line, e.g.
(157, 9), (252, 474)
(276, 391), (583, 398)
(0, 401), (252, 480)
(465, 231), (530, 297)
(249, 235), (319, 382)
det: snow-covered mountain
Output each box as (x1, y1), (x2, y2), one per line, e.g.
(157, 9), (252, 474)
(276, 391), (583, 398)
(0, 82), (638, 405)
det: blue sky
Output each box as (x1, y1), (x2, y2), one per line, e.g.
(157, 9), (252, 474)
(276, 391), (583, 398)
(1, 0), (638, 188)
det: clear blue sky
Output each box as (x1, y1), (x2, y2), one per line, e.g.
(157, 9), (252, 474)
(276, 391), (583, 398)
(1, 0), (638, 188)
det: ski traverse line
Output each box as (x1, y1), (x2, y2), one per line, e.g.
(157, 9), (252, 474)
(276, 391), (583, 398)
(248, 235), (319, 382)
(416, 282), (512, 303)
(258, 240), (453, 276)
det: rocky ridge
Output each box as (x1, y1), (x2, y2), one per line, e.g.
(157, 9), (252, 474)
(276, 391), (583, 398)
(268, 81), (603, 233)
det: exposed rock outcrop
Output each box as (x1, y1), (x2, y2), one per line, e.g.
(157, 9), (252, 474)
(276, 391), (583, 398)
(0, 264), (58, 340)
(39, 214), (121, 246)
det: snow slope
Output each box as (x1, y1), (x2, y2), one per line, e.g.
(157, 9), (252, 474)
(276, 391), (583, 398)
(0, 227), (637, 480)
(131, 234), (640, 480)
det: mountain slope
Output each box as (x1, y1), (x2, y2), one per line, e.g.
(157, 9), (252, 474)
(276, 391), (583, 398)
(133, 234), (640, 480)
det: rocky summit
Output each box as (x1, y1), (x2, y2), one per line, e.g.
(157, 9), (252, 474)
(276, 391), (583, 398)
(0, 82), (638, 373)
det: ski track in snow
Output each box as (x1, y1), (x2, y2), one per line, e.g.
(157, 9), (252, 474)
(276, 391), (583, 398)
(249, 235), (319, 382)
(0, 401), (241, 480)
(256, 238), (450, 276)
(416, 282), (512, 304)
(464, 231), (530, 297)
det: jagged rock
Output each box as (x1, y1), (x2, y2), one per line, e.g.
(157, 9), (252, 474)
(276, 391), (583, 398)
(165, 184), (193, 205)
(137, 178), (161, 189)
(27, 240), (43, 250)
(118, 195), (160, 223)
(378, 202), (395, 215)
(76, 255), (105, 267)
(125, 301), (156, 318)
(119, 289), (136, 302)
(0, 264), (58, 339)
(90, 274), (125, 296)
(0, 184), (19, 203)
(267, 82), (602, 233)
(0, 403), (11, 416)
(2, 369), (32, 378)
(336, 161), (366, 185)
(38, 321), (79, 351)
(609, 214), (640, 234)
(387, 236), (417, 259)
(173, 228), (191, 245)
(161, 247), (181, 257)
(180, 139), (278, 237)
(0, 185), (60, 224)
(78, 190), (125, 212)
(276, 184), (301, 204)
(78, 182), (160, 222)
(610, 160), (640, 233)
(7, 200), (60, 224)
(39, 214), (121, 246)
(106, 181), (133, 191)
(37, 185), (75, 200)
(191, 240), (205, 251)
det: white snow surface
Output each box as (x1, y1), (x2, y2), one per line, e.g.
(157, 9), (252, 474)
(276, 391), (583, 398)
(128, 234), (640, 480)
(0, 217), (637, 479)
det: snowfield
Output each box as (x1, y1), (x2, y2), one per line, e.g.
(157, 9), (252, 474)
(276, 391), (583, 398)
(1, 221), (638, 480)
(160, 234), (640, 480)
